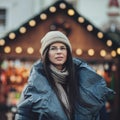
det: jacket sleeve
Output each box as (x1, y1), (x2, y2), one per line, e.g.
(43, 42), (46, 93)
(15, 66), (50, 120)
(15, 85), (39, 120)
(73, 58), (115, 118)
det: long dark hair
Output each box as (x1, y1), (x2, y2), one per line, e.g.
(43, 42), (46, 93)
(42, 44), (80, 119)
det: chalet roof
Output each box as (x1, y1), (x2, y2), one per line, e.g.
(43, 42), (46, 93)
(0, 0), (120, 61)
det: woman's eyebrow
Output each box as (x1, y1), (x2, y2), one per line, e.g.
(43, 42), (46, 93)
(50, 45), (66, 47)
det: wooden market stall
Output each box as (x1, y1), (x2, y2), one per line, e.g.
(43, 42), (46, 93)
(0, 1), (120, 120)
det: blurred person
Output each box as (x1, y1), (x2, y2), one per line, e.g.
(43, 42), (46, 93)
(15, 31), (115, 120)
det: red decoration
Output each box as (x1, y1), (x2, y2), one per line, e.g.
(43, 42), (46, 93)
(108, 0), (120, 7)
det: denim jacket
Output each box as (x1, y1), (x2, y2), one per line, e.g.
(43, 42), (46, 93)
(15, 58), (114, 120)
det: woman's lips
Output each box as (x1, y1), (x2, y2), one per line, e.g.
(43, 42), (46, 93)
(55, 57), (63, 60)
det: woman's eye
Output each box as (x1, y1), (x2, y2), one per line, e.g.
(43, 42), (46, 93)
(49, 46), (67, 51)
(61, 47), (66, 50)
(50, 47), (57, 50)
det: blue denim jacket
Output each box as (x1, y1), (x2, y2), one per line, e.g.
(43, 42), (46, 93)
(15, 58), (114, 120)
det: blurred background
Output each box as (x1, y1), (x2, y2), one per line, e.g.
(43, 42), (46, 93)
(0, 0), (120, 120)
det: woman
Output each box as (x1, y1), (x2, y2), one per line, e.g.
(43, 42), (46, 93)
(15, 31), (114, 120)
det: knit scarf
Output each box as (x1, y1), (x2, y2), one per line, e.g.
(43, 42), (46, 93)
(49, 64), (71, 119)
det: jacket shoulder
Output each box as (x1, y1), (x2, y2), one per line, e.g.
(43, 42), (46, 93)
(32, 59), (44, 71)
(27, 60), (50, 92)
(73, 57), (84, 65)
(73, 57), (95, 72)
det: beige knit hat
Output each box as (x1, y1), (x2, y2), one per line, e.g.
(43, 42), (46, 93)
(40, 31), (72, 56)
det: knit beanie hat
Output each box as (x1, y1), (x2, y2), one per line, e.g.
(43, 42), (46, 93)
(40, 31), (72, 56)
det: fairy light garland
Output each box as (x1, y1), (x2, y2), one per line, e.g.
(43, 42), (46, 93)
(0, 1), (119, 58)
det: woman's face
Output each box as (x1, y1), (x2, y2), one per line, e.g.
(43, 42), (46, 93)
(48, 42), (67, 70)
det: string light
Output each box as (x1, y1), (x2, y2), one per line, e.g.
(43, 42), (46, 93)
(87, 25), (93, 32)
(111, 50), (116, 57)
(88, 49), (95, 56)
(29, 20), (36, 27)
(97, 32), (104, 39)
(27, 47), (34, 54)
(0, 1), (119, 59)
(59, 3), (66, 9)
(9, 32), (16, 40)
(49, 6), (56, 13)
(67, 9), (75, 16)
(0, 39), (5, 46)
(75, 48), (82, 55)
(15, 46), (22, 54)
(100, 49), (106, 57)
(106, 40), (112, 47)
(40, 13), (47, 20)
(117, 48), (120, 55)
(4, 46), (11, 53)
(19, 27), (27, 34)
(78, 17), (84, 23)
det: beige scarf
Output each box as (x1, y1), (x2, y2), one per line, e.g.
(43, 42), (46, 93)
(50, 64), (71, 118)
